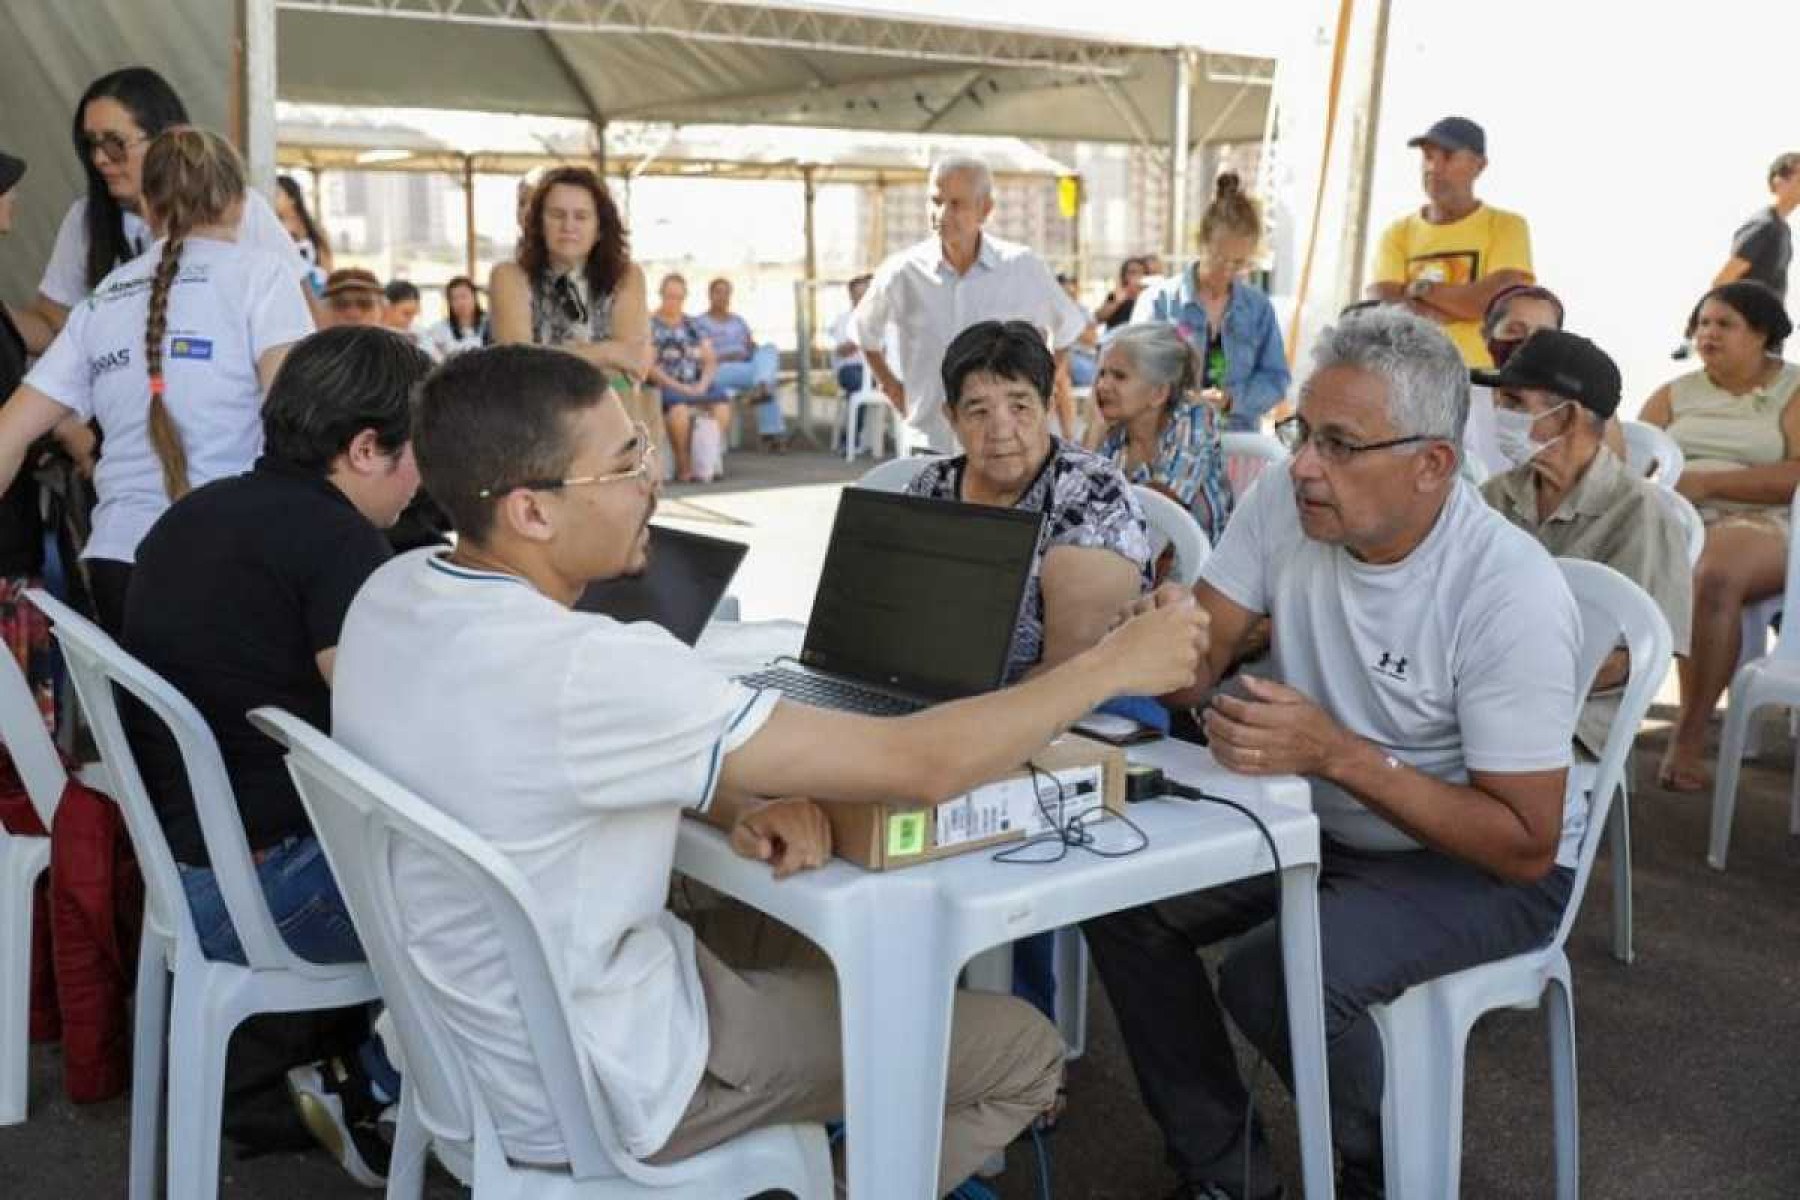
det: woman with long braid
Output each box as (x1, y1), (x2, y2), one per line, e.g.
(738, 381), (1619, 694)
(0, 127), (314, 633)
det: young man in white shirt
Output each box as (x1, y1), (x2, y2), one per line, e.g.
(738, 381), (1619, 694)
(854, 155), (1087, 452)
(1083, 308), (1582, 1200)
(331, 344), (1207, 1196)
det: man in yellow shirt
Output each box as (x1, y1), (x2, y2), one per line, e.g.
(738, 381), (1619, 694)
(1367, 116), (1533, 367)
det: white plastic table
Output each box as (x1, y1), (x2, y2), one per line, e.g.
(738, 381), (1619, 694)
(673, 735), (1332, 1200)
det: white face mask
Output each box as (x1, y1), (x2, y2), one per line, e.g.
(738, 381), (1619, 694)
(1491, 401), (1571, 469)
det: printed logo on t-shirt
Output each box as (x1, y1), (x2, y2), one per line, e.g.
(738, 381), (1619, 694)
(88, 347), (131, 381)
(1405, 251), (1479, 287)
(1373, 651), (1409, 682)
(169, 337), (213, 361)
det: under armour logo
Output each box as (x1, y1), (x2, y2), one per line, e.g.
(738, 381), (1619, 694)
(1374, 651), (1409, 681)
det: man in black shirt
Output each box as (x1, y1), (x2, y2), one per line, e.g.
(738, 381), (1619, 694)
(123, 325), (430, 1187)
(1716, 151), (1800, 301)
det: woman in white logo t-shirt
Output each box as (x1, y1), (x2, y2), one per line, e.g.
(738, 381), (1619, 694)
(0, 128), (314, 633)
(11, 66), (308, 356)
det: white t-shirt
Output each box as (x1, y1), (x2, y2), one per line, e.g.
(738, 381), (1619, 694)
(826, 307), (863, 371)
(24, 236), (315, 563)
(1202, 469), (1585, 866)
(426, 317), (484, 359)
(332, 550), (780, 1161)
(37, 187), (306, 309)
(852, 232), (1087, 451)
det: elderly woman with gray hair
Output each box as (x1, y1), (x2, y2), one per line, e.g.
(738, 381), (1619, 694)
(1092, 322), (1233, 546)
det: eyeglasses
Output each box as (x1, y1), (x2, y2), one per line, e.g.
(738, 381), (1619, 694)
(81, 131), (150, 165)
(476, 422), (657, 499)
(1274, 416), (1436, 465)
(553, 273), (589, 327)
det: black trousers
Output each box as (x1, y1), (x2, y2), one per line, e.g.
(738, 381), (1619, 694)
(1082, 841), (1572, 1197)
(85, 557), (132, 638)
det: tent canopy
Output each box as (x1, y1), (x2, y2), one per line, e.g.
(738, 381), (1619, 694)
(276, 103), (1076, 183)
(274, 0), (1273, 147)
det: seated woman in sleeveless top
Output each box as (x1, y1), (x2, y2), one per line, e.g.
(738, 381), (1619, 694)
(489, 166), (650, 387)
(1640, 281), (1800, 790)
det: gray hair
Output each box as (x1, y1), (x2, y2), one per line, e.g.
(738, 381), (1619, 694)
(1105, 323), (1200, 405)
(1306, 306), (1468, 443)
(929, 154), (994, 201)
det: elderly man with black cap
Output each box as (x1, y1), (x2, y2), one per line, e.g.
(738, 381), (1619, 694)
(1478, 328), (1693, 756)
(1367, 115), (1534, 368)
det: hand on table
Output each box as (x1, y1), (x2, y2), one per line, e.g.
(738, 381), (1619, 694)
(730, 797), (833, 878)
(1203, 674), (1349, 777)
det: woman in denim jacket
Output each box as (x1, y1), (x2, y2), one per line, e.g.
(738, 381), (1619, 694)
(1133, 171), (1290, 432)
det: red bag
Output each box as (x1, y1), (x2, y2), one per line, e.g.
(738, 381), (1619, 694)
(49, 776), (144, 1103)
(0, 754), (56, 1043)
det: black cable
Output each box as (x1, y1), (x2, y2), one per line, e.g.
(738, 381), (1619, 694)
(991, 761), (1149, 865)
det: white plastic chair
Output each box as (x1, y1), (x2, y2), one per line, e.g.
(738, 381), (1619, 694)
(1622, 421), (1684, 487)
(1368, 560), (1673, 1200)
(248, 707), (832, 1200)
(0, 646), (69, 1125)
(27, 590), (380, 1200)
(854, 454), (943, 494)
(1133, 485), (1210, 586)
(1709, 487), (1800, 870)
(1220, 431), (1288, 502)
(1651, 486), (1706, 567)
(836, 381), (909, 462)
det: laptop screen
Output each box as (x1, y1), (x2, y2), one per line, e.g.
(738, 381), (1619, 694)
(801, 488), (1044, 701)
(575, 525), (748, 646)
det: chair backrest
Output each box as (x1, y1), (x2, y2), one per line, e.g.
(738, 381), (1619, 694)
(1622, 420), (1684, 487)
(0, 643), (67, 831)
(27, 589), (325, 977)
(854, 454), (944, 494)
(1650, 484), (1706, 567)
(250, 707), (664, 1185)
(1550, 560), (1674, 952)
(1133, 485), (1210, 586)
(1220, 431), (1287, 501)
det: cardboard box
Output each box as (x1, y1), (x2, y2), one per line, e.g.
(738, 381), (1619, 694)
(825, 733), (1127, 870)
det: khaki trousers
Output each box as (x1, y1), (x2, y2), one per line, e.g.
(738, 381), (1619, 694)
(650, 900), (1063, 1196)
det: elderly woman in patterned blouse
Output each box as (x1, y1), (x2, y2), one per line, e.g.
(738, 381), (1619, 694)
(907, 320), (1153, 685)
(1093, 321), (1233, 548)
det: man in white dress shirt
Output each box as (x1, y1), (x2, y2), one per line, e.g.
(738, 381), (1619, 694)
(854, 155), (1086, 452)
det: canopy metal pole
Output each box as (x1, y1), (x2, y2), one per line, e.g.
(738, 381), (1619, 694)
(242, 0), (279, 193)
(1167, 47), (1193, 262)
(798, 165), (819, 445)
(462, 155), (478, 281)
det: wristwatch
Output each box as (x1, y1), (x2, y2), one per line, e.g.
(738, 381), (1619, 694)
(1404, 278), (1435, 301)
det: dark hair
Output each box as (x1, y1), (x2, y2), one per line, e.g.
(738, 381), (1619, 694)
(941, 320), (1055, 411)
(1117, 256), (1146, 285)
(73, 67), (189, 291)
(517, 166), (630, 302)
(384, 280), (420, 306)
(263, 327), (431, 474)
(1198, 170), (1261, 249)
(275, 174), (332, 268)
(140, 127), (246, 499)
(1481, 284), (1566, 339)
(415, 345), (609, 542)
(1687, 280), (1793, 353)
(444, 275), (484, 339)
(1770, 152), (1800, 188)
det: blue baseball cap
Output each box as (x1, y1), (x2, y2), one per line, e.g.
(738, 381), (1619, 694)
(1407, 116), (1486, 157)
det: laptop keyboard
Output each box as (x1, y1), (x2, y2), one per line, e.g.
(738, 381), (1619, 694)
(740, 666), (926, 717)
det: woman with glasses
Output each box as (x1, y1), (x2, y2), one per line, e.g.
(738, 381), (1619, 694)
(13, 67), (307, 356)
(0, 128), (314, 634)
(1131, 171), (1290, 433)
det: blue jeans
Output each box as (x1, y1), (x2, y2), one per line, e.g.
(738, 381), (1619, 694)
(1069, 350), (1098, 388)
(835, 363), (865, 394)
(180, 835), (400, 1102)
(708, 345), (786, 436)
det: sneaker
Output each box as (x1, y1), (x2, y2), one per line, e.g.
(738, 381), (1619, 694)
(287, 1061), (390, 1188)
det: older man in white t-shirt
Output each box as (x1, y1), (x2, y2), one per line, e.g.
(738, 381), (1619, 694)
(1083, 308), (1582, 1200)
(854, 155), (1087, 452)
(331, 344), (1207, 1195)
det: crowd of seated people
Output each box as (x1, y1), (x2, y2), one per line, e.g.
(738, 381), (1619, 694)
(5, 60), (1800, 1200)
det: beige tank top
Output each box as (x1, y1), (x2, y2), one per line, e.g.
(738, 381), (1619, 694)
(1668, 360), (1800, 516)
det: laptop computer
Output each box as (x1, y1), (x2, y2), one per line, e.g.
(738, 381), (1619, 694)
(576, 524), (748, 646)
(738, 488), (1044, 716)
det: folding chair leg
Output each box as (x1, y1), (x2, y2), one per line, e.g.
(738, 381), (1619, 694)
(128, 948), (170, 1200)
(0, 845), (40, 1125)
(386, 1084), (430, 1200)
(165, 978), (231, 1200)
(1606, 782), (1634, 964)
(1709, 690), (1759, 870)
